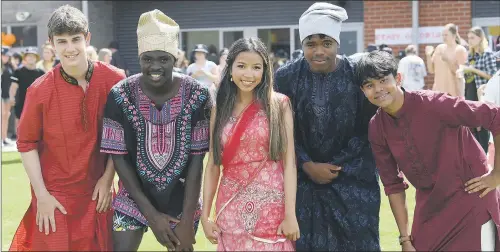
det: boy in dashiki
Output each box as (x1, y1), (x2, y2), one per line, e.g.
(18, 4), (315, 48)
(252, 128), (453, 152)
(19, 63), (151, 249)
(100, 10), (211, 251)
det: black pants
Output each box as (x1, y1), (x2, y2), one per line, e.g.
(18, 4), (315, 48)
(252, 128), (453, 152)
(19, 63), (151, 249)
(473, 127), (490, 154)
(465, 81), (489, 154)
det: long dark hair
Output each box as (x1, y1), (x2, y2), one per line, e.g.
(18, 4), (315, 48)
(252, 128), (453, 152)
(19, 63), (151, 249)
(212, 38), (287, 165)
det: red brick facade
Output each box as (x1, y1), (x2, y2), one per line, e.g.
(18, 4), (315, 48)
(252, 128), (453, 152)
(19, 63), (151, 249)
(364, 1), (472, 89)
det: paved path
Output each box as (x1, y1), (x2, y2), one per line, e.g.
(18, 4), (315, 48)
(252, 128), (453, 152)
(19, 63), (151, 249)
(1, 143), (17, 153)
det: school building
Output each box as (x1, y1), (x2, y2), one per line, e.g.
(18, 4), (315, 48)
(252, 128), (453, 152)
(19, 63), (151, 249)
(2, 1), (499, 79)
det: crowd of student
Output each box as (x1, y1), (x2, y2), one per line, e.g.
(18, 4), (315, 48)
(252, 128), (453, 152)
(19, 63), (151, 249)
(3, 2), (500, 252)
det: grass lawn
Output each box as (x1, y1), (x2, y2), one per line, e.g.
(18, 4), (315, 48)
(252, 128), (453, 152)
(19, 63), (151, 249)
(2, 152), (415, 251)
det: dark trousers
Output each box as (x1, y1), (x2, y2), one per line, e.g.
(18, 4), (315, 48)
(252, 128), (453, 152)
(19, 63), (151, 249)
(472, 127), (490, 154)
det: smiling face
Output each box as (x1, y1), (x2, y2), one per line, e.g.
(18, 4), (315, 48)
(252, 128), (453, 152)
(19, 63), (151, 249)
(51, 32), (90, 69)
(230, 51), (264, 94)
(140, 50), (175, 88)
(302, 34), (338, 73)
(361, 73), (403, 109)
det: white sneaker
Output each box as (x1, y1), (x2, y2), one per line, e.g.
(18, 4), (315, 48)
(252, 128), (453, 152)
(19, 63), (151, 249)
(4, 138), (15, 145)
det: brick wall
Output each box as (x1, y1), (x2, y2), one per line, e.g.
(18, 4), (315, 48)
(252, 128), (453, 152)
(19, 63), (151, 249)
(364, 1), (412, 61)
(363, 0), (472, 89)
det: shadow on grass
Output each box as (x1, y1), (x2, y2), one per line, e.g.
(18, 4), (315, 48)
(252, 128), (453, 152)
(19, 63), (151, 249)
(2, 159), (22, 165)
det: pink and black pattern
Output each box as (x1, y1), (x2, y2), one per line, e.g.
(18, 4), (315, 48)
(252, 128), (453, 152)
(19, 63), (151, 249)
(100, 73), (211, 225)
(101, 118), (127, 154)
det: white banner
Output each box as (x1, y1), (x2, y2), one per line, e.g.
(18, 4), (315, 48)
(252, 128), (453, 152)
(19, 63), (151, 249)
(375, 26), (444, 45)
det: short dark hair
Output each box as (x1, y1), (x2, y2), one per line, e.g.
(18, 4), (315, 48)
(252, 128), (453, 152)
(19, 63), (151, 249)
(108, 41), (119, 50)
(12, 52), (23, 62)
(355, 50), (398, 87)
(47, 5), (89, 39)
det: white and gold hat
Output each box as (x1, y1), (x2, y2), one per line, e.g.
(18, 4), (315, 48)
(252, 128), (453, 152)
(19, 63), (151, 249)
(137, 9), (179, 58)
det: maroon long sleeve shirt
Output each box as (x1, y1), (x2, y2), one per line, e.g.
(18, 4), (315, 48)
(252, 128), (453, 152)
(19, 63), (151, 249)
(369, 90), (500, 251)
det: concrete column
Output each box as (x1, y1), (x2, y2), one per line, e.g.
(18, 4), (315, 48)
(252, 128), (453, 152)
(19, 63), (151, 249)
(412, 0), (419, 54)
(82, 0), (89, 20)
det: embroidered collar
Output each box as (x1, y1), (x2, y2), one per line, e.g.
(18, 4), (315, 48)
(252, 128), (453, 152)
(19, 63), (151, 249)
(59, 60), (94, 85)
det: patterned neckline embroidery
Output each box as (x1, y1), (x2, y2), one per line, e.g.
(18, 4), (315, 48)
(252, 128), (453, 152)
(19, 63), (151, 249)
(131, 74), (187, 125)
(59, 60), (94, 85)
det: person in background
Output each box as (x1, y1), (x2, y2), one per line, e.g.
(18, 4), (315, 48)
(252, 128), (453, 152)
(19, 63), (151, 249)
(9, 5), (126, 251)
(274, 3), (381, 251)
(10, 52), (23, 70)
(174, 49), (189, 74)
(291, 49), (303, 61)
(464, 27), (498, 100)
(481, 70), (500, 108)
(9, 47), (45, 129)
(461, 26), (498, 154)
(6, 51), (22, 140)
(109, 40), (130, 76)
(461, 38), (470, 52)
(216, 48), (229, 76)
(358, 50), (499, 252)
(98, 48), (113, 64)
(214, 48), (229, 88)
(481, 69), (500, 168)
(98, 48), (125, 76)
(425, 23), (468, 97)
(36, 43), (56, 72)
(186, 44), (219, 90)
(379, 44), (392, 53)
(397, 44), (427, 91)
(273, 49), (288, 71)
(349, 44), (378, 61)
(1, 46), (15, 147)
(207, 44), (219, 65)
(101, 10), (210, 251)
(397, 50), (406, 60)
(495, 50), (500, 69)
(367, 44), (378, 53)
(202, 37), (299, 251)
(86, 45), (99, 61)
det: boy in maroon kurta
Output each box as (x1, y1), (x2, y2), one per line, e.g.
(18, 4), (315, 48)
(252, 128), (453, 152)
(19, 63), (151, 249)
(356, 51), (500, 251)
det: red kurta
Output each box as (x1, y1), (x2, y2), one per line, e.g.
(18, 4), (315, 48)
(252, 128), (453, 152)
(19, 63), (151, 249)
(369, 90), (500, 251)
(10, 62), (125, 251)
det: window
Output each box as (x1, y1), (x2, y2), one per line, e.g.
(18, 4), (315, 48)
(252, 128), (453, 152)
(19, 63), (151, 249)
(11, 25), (37, 47)
(223, 31), (243, 49)
(258, 28), (290, 57)
(181, 30), (219, 62)
(1, 26), (8, 34)
(338, 31), (357, 56)
(294, 29), (301, 50)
